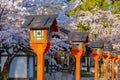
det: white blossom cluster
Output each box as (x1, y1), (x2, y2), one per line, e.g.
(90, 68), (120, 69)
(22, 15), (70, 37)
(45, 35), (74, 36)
(0, 0), (30, 29)
(0, 0), (73, 66)
(0, 0), (33, 53)
(68, 10), (120, 50)
(0, 29), (29, 49)
(32, 0), (80, 27)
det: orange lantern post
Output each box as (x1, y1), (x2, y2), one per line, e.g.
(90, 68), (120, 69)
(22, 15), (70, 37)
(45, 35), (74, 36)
(68, 32), (89, 80)
(22, 14), (59, 80)
(90, 41), (104, 80)
(110, 51), (117, 80)
(103, 43), (113, 80)
(103, 51), (111, 80)
(116, 55), (120, 80)
(72, 42), (85, 80)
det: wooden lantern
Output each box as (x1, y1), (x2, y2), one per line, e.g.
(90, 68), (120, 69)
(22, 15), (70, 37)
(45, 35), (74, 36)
(103, 43), (113, 80)
(90, 41), (104, 80)
(68, 32), (89, 80)
(22, 14), (59, 80)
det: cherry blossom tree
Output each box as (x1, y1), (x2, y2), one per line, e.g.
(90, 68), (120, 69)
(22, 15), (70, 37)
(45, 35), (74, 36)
(0, 0), (73, 80)
(0, 0), (31, 79)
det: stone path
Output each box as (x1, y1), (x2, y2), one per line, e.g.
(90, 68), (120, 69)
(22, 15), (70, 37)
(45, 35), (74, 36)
(44, 72), (94, 80)
(43, 72), (119, 80)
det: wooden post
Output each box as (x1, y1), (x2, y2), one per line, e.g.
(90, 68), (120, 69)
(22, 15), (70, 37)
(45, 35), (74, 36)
(116, 59), (119, 80)
(105, 58), (109, 80)
(27, 14), (58, 80)
(95, 58), (99, 80)
(111, 57), (116, 80)
(103, 52), (110, 80)
(37, 52), (44, 80)
(30, 43), (51, 80)
(75, 56), (81, 80)
(30, 44), (46, 80)
(112, 59), (115, 80)
(92, 49), (101, 80)
(72, 42), (85, 80)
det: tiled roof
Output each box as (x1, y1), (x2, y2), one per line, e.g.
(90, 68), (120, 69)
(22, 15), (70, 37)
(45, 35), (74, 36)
(68, 32), (89, 42)
(104, 43), (113, 51)
(89, 41), (104, 48)
(22, 14), (58, 29)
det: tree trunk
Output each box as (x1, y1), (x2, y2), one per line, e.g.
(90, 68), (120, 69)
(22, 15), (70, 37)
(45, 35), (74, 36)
(1, 55), (15, 80)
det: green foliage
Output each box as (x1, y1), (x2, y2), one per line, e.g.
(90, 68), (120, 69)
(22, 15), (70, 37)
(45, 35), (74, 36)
(34, 71), (37, 77)
(90, 33), (98, 39)
(80, 0), (98, 11)
(81, 70), (94, 77)
(116, 14), (120, 19)
(57, 3), (65, 6)
(100, 1), (110, 10)
(66, 0), (120, 16)
(66, 7), (80, 16)
(111, 1), (120, 14)
(100, 18), (112, 28)
(78, 13), (85, 16)
(67, 0), (71, 2)
(66, 0), (76, 4)
(70, 0), (76, 4)
(77, 22), (90, 32)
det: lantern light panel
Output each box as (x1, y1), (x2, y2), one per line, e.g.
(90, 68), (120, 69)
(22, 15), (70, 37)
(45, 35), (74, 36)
(73, 42), (86, 49)
(33, 29), (44, 40)
(89, 41), (104, 53)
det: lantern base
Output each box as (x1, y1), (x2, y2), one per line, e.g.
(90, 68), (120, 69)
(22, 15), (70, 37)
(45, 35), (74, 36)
(92, 53), (101, 80)
(30, 41), (51, 80)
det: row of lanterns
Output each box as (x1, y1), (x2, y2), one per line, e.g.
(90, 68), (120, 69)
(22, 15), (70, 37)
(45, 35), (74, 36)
(69, 32), (120, 80)
(22, 14), (120, 80)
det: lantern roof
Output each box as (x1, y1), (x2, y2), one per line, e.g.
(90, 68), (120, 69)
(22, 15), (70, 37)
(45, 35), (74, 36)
(68, 32), (89, 42)
(104, 43), (113, 51)
(110, 50), (118, 56)
(89, 41), (104, 48)
(59, 27), (70, 35)
(22, 14), (58, 29)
